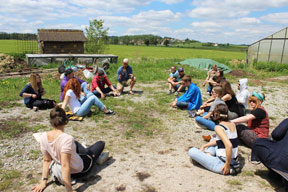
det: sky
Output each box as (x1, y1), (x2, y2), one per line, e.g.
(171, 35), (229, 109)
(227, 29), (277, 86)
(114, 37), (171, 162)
(0, 0), (288, 44)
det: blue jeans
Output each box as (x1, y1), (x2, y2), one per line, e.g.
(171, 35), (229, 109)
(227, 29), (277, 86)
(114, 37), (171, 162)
(188, 147), (224, 174)
(76, 91), (106, 117)
(195, 112), (216, 131)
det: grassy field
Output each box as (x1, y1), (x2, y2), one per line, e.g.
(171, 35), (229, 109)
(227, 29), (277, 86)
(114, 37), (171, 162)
(0, 40), (245, 60)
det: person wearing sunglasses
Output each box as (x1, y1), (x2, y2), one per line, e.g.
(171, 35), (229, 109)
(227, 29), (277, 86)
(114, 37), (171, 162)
(231, 92), (269, 148)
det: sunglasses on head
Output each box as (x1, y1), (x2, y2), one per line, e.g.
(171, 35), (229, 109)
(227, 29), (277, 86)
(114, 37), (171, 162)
(249, 100), (256, 103)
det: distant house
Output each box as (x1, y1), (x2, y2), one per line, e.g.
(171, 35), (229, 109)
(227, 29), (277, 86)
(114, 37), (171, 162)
(137, 40), (145, 45)
(38, 29), (86, 54)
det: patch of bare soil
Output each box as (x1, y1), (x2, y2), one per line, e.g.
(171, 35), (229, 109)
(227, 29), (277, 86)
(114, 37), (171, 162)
(230, 69), (254, 77)
(0, 54), (30, 73)
(1, 81), (288, 192)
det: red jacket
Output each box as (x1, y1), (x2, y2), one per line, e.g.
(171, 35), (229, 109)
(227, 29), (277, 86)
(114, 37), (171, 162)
(91, 75), (112, 92)
(248, 106), (269, 138)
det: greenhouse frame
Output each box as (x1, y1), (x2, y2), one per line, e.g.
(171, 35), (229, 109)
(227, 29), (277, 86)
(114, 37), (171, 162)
(247, 27), (288, 64)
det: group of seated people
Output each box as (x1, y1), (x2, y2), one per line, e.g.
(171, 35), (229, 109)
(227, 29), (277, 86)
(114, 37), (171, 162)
(19, 58), (138, 192)
(169, 66), (288, 184)
(18, 61), (288, 191)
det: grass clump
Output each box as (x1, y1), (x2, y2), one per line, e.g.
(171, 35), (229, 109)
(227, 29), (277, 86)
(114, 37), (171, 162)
(227, 179), (242, 186)
(0, 169), (21, 191)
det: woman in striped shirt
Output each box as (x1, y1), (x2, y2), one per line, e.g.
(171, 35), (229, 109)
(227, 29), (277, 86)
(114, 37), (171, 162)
(189, 104), (239, 175)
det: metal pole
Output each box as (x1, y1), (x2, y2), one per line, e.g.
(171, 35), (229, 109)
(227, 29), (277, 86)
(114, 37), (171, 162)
(268, 37), (273, 63)
(281, 27), (287, 64)
(256, 41), (260, 63)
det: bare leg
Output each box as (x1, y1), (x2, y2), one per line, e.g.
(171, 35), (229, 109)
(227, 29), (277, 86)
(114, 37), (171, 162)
(130, 77), (136, 94)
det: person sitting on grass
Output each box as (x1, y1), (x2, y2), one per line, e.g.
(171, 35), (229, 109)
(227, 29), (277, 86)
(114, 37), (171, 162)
(170, 75), (202, 111)
(20, 73), (55, 111)
(252, 118), (288, 184)
(32, 106), (106, 192)
(62, 78), (114, 117)
(117, 58), (136, 95)
(195, 86), (226, 131)
(91, 70), (119, 100)
(231, 92), (269, 148)
(220, 81), (242, 120)
(189, 104), (239, 175)
(168, 67), (185, 95)
(60, 68), (90, 101)
(236, 78), (250, 110)
(203, 65), (218, 96)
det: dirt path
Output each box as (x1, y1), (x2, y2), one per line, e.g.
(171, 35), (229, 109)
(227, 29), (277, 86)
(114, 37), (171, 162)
(0, 80), (288, 192)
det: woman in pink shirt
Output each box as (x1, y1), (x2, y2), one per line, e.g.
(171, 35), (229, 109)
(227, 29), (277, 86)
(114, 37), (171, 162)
(32, 106), (105, 192)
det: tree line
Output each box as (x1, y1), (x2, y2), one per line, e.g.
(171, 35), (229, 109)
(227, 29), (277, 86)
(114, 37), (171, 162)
(0, 32), (37, 40)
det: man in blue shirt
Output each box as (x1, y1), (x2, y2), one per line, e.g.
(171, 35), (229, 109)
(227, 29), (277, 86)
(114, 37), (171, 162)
(170, 75), (202, 111)
(117, 58), (136, 95)
(168, 67), (185, 95)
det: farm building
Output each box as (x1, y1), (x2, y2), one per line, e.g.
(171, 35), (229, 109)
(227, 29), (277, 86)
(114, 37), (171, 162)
(38, 29), (86, 54)
(247, 27), (288, 64)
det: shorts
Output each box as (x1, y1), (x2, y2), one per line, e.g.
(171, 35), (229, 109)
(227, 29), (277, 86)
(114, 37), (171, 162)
(117, 79), (132, 89)
(174, 84), (181, 91)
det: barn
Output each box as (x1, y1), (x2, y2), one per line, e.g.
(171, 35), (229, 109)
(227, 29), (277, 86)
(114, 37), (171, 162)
(38, 29), (86, 54)
(247, 27), (288, 64)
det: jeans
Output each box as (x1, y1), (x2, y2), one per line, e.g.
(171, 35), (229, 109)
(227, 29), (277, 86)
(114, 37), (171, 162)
(188, 147), (224, 174)
(76, 93), (106, 117)
(195, 112), (216, 131)
(93, 86), (116, 97)
(176, 102), (189, 110)
(207, 85), (213, 95)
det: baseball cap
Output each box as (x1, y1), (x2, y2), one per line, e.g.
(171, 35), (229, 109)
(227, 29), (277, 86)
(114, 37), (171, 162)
(178, 67), (184, 72)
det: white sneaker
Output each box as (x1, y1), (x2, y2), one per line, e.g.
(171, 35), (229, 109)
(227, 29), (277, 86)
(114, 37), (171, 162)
(96, 152), (110, 165)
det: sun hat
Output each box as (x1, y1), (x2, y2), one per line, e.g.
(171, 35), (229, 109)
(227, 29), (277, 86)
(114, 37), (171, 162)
(252, 92), (264, 103)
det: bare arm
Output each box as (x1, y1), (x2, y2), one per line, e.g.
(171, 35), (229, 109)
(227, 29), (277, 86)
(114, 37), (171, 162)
(61, 153), (74, 192)
(215, 126), (232, 175)
(221, 94), (232, 102)
(61, 95), (71, 111)
(231, 114), (256, 125)
(200, 138), (217, 151)
(203, 111), (213, 119)
(32, 154), (52, 192)
(22, 93), (37, 98)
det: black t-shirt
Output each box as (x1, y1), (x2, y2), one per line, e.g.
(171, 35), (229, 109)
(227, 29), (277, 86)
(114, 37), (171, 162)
(251, 108), (266, 119)
(225, 95), (240, 115)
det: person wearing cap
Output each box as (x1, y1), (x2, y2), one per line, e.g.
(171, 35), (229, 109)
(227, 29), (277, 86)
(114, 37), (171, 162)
(91, 70), (119, 99)
(170, 75), (202, 111)
(60, 68), (90, 101)
(232, 92), (269, 148)
(167, 67), (185, 95)
(117, 58), (136, 95)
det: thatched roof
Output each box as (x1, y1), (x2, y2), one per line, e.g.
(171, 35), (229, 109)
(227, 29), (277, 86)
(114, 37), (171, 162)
(38, 29), (86, 42)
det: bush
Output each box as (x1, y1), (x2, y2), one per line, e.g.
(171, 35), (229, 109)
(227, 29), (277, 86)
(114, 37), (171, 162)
(253, 60), (288, 72)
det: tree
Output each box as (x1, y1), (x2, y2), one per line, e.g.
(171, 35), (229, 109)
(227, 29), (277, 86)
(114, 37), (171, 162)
(85, 19), (109, 53)
(164, 39), (170, 47)
(113, 37), (119, 44)
(144, 39), (150, 46)
(185, 38), (190, 44)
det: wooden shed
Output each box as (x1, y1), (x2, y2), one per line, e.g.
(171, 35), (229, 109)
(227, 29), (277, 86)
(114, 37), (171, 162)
(38, 29), (86, 54)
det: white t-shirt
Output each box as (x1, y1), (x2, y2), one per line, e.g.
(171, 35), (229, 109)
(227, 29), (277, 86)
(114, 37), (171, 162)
(66, 89), (81, 114)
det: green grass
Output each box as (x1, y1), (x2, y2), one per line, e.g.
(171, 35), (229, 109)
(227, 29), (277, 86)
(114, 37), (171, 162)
(227, 179), (242, 186)
(0, 40), (39, 54)
(0, 169), (21, 191)
(106, 44), (245, 60)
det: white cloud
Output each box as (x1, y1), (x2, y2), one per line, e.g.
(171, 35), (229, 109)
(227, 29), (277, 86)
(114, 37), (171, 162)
(189, 0), (288, 19)
(261, 12), (288, 24)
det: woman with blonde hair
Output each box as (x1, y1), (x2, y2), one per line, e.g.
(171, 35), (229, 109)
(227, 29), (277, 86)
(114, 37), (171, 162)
(62, 78), (114, 116)
(19, 73), (55, 110)
(232, 92), (269, 148)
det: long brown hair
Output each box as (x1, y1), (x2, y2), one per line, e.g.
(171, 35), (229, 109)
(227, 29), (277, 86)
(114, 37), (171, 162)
(220, 81), (235, 96)
(216, 70), (224, 83)
(29, 73), (43, 94)
(62, 78), (81, 100)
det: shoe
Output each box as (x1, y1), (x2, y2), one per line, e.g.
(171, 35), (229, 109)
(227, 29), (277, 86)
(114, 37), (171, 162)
(105, 109), (115, 116)
(202, 135), (212, 142)
(96, 152), (110, 165)
(168, 90), (173, 95)
(174, 91), (179, 96)
(188, 110), (198, 118)
(33, 106), (39, 112)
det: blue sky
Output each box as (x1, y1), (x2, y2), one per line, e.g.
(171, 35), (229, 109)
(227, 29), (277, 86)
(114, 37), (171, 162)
(0, 0), (288, 44)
